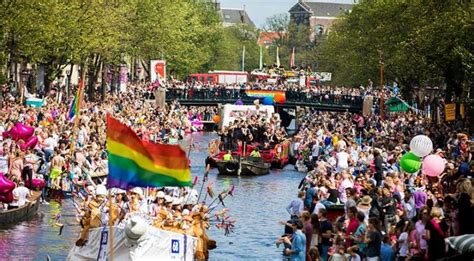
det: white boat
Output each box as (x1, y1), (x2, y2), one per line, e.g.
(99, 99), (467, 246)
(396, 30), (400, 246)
(67, 217), (197, 261)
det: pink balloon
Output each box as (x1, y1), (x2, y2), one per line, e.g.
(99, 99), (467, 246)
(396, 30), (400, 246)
(13, 122), (34, 141)
(0, 173), (15, 194)
(3, 126), (21, 141)
(19, 136), (38, 151)
(29, 179), (45, 190)
(0, 191), (13, 203)
(422, 154), (445, 177)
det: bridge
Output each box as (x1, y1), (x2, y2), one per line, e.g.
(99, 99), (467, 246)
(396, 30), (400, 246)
(150, 89), (364, 112)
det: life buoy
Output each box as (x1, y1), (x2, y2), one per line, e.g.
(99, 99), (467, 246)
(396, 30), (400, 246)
(225, 162), (238, 172)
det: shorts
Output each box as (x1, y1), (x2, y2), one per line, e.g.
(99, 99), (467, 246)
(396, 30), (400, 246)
(50, 168), (62, 179)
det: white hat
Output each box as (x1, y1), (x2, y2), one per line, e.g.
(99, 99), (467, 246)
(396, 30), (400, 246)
(125, 216), (148, 243)
(182, 209), (190, 216)
(95, 184), (107, 196)
(130, 187), (143, 197)
(172, 198), (182, 205)
(110, 188), (126, 195)
(165, 195), (173, 203)
(157, 191), (165, 198)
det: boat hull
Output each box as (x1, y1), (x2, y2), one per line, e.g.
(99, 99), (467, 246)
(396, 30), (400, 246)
(215, 160), (270, 176)
(0, 191), (41, 225)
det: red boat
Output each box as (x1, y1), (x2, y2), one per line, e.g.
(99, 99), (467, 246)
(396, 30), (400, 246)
(205, 139), (291, 169)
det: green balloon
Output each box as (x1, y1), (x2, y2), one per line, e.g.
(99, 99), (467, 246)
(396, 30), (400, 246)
(400, 152), (421, 173)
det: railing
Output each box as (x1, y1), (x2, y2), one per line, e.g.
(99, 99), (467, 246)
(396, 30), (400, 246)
(146, 89), (364, 110)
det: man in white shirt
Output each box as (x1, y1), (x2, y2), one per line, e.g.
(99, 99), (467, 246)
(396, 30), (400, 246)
(9, 182), (31, 209)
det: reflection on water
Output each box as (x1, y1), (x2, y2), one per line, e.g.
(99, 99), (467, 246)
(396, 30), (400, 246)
(0, 133), (302, 260)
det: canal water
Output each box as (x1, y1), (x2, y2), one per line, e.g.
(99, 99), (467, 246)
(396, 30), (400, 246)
(0, 133), (303, 260)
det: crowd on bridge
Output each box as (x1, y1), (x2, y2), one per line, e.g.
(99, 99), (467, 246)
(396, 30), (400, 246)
(280, 109), (473, 261)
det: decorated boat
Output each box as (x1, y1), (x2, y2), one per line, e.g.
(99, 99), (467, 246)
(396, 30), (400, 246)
(215, 157), (270, 176)
(0, 191), (41, 224)
(206, 139), (290, 169)
(67, 217), (197, 260)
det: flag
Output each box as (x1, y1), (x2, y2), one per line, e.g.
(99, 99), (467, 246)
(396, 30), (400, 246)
(67, 80), (82, 121)
(241, 45), (246, 72)
(106, 115), (191, 189)
(207, 183), (215, 198)
(290, 47), (295, 68)
(276, 46), (280, 67)
(259, 45), (263, 70)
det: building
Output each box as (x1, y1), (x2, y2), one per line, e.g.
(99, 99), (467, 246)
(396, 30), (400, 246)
(289, 0), (354, 41)
(214, 1), (255, 28)
(257, 31), (288, 47)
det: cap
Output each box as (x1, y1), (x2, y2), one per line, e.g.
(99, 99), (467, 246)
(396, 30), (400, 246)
(165, 195), (173, 203)
(157, 191), (165, 198)
(95, 184), (107, 196)
(130, 187), (143, 197)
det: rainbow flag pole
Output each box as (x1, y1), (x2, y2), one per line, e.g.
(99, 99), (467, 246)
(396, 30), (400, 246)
(69, 67), (86, 158)
(106, 115), (191, 189)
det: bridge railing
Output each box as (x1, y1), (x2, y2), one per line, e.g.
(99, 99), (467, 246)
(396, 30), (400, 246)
(147, 88), (363, 107)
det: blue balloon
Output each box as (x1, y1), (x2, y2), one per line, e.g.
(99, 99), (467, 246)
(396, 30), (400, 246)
(262, 97), (274, 105)
(235, 99), (244, 105)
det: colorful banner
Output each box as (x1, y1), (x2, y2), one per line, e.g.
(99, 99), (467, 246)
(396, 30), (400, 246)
(245, 90), (285, 99)
(150, 60), (166, 83)
(445, 103), (456, 121)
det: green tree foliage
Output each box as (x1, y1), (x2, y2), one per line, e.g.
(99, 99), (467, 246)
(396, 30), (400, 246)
(317, 0), (473, 98)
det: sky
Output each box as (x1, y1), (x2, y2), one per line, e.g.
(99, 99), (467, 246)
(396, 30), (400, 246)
(219, 0), (356, 28)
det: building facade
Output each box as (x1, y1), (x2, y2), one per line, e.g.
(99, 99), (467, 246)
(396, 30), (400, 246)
(289, 0), (354, 41)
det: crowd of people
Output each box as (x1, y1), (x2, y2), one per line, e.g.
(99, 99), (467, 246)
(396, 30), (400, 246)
(280, 109), (472, 261)
(0, 83), (229, 260)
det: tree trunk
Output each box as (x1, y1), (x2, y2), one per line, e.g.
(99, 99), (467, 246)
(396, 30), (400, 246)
(101, 61), (107, 101)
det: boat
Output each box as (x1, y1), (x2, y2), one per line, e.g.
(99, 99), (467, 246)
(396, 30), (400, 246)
(206, 139), (291, 169)
(67, 219), (198, 260)
(0, 191), (41, 224)
(215, 157), (270, 176)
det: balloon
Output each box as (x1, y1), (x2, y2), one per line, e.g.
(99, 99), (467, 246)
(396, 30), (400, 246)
(212, 115), (221, 123)
(400, 152), (422, 173)
(235, 99), (244, 105)
(0, 191), (13, 203)
(410, 135), (433, 157)
(14, 122), (35, 141)
(30, 179), (45, 190)
(422, 154), (445, 177)
(274, 93), (286, 104)
(20, 135), (38, 151)
(262, 96), (274, 105)
(0, 173), (15, 195)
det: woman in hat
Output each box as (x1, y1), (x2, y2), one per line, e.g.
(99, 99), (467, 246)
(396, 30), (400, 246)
(357, 195), (372, 223)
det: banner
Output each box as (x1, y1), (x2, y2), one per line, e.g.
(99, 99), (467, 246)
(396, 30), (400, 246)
(119, 65), (128, 92)
(313, 72), (332, 82)
(445, 103), (455, 121)
(150, 60), (166, 83)
(245, 90), (285, 99)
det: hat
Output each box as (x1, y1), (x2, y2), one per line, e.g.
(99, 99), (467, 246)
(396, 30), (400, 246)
(172, 198), (182, 205)
(95, 184), (107, 196)
(110, 188), (126, 195)
(359, 195), (372, 206)
(124, 216), (148, 243)
(130, 187), (143, 197)
(157, 191), (165, 198)
(165, 195), (173, 203)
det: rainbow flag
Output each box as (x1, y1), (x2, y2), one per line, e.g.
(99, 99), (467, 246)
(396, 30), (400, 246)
(106, 115), (191, 189)
(67, 81), (82, 121)
(245, 90), (285, 99)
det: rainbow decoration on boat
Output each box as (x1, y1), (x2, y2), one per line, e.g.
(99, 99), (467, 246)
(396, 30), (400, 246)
(106, 115), (191, 189)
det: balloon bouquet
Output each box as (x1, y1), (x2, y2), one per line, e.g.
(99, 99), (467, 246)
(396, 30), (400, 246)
(1, 123), (44, 196)
(400, 135), (445, 177)
(2, 122), (38, 151)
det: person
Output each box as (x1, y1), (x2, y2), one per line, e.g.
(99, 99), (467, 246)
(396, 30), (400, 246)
(22, 148), (36, 188)
(380, 236), (395, 261)
(356, 195), (372, 223)
(311, 194), (326, 216)
(345, 206), (359, 248)
(305, 181), (318, 210)
(365, 217), (382, 261)
(373, 149), (383, 187)
(284, 220), (306, 261)
(396, 221), (409, 261)
(301, 211), (313, 260)
(249, 148), (261, 158)
(424, 207), (446, 260)
(318, 208), (333, 261)
(9, 181), (31, 209)
(223, 150), (233, 161)
(352, 211), (367, 256)
(287, 191), (305, 219)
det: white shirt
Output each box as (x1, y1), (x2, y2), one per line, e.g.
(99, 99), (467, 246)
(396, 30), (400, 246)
(44, 137), (57, 150)
(0, 155), (8, 174)
(398, 232), (409, 257)
(312, 202), (326, 215)
(336, 151), (350, 169)
(10, 186), (30, 207)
